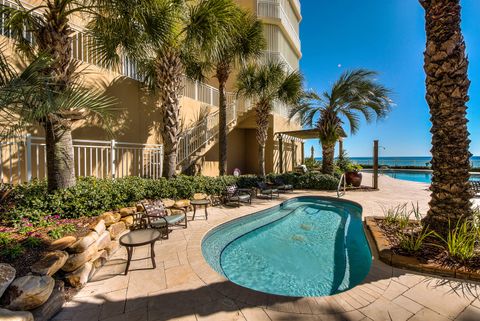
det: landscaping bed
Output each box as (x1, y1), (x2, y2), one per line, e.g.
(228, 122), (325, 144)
(365, 204), (480, 281)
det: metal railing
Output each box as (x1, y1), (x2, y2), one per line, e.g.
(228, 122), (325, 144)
(337, 173), (346, 198)
(177, 93), (239, 165)
(0, 135), (163, 184)
(257, 0), (301, 51)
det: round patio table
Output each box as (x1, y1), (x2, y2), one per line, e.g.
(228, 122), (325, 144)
(190, 199), (210, 220)
(119, 229), (161, 275)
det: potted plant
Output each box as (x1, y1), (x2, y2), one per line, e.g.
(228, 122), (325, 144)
(345, 163), (363, 187)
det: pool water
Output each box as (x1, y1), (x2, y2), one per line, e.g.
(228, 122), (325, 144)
(381, 170), (480, 184)
(202, 197), (372, 297)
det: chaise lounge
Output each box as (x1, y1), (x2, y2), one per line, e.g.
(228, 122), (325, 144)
(273, 178), (294, 193)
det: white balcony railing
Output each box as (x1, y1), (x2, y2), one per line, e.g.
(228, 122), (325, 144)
(257, 0), (301, 51)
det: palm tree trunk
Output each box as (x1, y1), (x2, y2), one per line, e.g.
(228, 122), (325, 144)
(44, 118), (76, 192)
(256, 103), (270, 177)
(321, 142), (335, 175)
(420, 0), (472, 235)
(38, 1), (76, 191)
(216, 61), (231, 176)
(156, 50), (183, 178)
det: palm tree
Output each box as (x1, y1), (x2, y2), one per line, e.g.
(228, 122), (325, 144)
(237, 61), (304, 177)
(290, 70), (393, 175)
(88, 0), (238, 178)
(1, 0), (116, 191)
(419, 0), (473, 235)
(208, 10), (265, 176)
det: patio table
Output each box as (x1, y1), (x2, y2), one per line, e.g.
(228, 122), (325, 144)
(190, 199), (210, 220)
(119, 229), (161, 275)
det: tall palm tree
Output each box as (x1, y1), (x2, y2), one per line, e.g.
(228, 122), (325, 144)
(290, 70), (393, 175)
(89, 0), (238, 178)
(208, 10), (265, 176)
(237, 61), (304, 177)
(1, 0), (116, 191)
(419, 0), (472, 235)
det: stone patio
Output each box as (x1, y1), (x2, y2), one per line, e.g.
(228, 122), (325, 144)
(53, 174), (480, 321)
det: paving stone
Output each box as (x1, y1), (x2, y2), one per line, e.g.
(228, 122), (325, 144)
(455, 305), (480, 321)
(403, 279), (476, 319)
(408, 308), (451, 321)
(0, 263), (16, 298)
(392, 295), (424, 314)
(31, 251), (68, 276)
(360, 298), (413, 321)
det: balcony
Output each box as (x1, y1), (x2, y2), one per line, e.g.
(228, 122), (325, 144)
(257, 0), (301, 52)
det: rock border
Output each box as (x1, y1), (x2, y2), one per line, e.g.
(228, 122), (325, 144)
(365, 216), (480, 282)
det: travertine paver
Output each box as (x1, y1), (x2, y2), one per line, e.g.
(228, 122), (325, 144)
(53, 173), (480, 321)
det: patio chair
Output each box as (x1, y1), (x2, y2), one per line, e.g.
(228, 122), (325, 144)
(256, 181), (279, 200)
(223, 185), (252, 206)
(273, 178), (294, 193)
(471, 181), (480, 198)
(140, 200), (187, 239)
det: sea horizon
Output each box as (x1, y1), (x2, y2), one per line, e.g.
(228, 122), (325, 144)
(314, 156), (480, 167)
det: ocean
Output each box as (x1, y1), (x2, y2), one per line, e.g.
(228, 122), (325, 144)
(314, 156), (480, 168)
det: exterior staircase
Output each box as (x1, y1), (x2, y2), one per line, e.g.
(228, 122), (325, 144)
(177, 97), (255, 173)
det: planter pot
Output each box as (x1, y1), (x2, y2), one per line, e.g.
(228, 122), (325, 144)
(345, 171), (362, 187)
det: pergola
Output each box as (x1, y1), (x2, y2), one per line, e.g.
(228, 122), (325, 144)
(275, 128), (346, 173)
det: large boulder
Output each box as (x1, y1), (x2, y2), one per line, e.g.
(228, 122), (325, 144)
(0, 308), (33, 321)
(99, 212), (121, 226)
(91, 250), (108, 268)
(48, 236), (76, 251)
(121, 215), (134, 228)
(119, 207), (136, 217)
(62, 243), (98, 272)
(0, 264), (16, 298)
(67, 231), (98, 253)
(31, 251), (68, 276)
(31, 281), (65, 321)
(64, 262), (94, 288)
(90, 219), (106, 235)
(95, 231), (111, 251)
(174, 199), (190, 209)
(107, 221), (127, 240)
(162, 199), (175, 208)
(193, 193), (208, 200)
(1, 275), (55, 311)
(105, 240), (120, 257)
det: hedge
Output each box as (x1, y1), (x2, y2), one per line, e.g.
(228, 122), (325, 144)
(0, 173), (338, 225)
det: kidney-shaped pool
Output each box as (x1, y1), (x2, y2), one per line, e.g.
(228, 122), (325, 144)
(202, 196), (372, 297)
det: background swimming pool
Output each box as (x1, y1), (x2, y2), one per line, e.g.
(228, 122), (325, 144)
(379, 170), (480, 184)
(202, 197), (372, 297)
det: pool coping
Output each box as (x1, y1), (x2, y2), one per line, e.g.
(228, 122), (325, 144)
(186, 195), (395, 315)
(365, 216), (480, 283)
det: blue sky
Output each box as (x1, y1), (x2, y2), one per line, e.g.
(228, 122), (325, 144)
(300, 0), (480, 157)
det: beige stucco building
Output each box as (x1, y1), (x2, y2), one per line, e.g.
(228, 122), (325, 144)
(1, 0), (304, 183)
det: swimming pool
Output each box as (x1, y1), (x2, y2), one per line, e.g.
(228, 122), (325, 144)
(202, 197), (372, 297)
(379, 170), (480, 184)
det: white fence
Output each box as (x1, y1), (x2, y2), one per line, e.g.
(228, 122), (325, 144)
(0, 136), (163, 184)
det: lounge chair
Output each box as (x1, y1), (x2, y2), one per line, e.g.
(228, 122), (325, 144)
(471, 181), (480, 198)
(140, 200), (187, 239)
(223, 185), (252, 206)
(257, 182), (279, 199)
(273, 178), (294, 193)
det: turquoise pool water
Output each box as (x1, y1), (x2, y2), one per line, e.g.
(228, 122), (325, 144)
(381, 170), (480, 184)
(202, 197), (372, 297)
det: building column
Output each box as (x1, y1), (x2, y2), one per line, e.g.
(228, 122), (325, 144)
(373, 140), (379, 189)
(278, 135), (284, 173)
(301, 142), (305, 164)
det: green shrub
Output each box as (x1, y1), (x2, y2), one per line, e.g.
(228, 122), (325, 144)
(435, 220), (478, 262)
(398, 227), (434, 254)
(48, 224), (76, 240)
(1, 172), (338, 226)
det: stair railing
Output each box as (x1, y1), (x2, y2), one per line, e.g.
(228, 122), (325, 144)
(337, 174), (347, 198)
